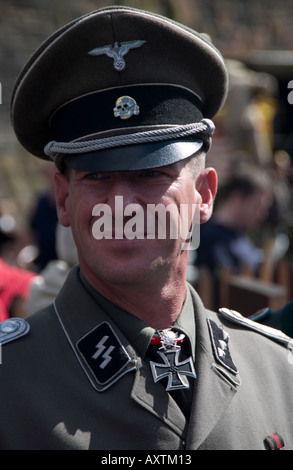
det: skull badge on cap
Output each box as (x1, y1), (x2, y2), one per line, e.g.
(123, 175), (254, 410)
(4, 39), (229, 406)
(113, 96), (140, 120)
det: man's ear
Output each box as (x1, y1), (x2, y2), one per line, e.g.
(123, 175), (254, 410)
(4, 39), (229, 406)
(195, 167), (217, 224)
(54, 172), (71, 227)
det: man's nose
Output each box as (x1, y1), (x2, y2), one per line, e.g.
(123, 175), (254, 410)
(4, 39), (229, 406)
(106, 174), (140, 209)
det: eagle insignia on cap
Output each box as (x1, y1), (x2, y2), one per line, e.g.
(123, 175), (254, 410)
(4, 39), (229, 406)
(88, 40), (146, 71)
(113, 96), (140, 120)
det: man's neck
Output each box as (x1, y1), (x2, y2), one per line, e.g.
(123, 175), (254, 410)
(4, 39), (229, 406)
(81, 267), (187, 329)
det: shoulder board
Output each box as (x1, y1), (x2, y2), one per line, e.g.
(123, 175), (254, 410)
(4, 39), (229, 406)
(0, 318), (30, 345)
(219, 307), (293, 349)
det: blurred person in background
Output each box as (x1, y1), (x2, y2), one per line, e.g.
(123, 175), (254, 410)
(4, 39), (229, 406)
(196, 167), (273, 277)
(0, 202), (36, 320)
(29, 163), (58, 271)
(25, 224), (78, 316)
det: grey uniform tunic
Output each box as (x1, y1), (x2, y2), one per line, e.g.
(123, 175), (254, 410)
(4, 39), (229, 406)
(0, 265), (293, 450)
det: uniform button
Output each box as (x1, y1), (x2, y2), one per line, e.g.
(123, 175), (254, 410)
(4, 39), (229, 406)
(0, 320), (18, 333)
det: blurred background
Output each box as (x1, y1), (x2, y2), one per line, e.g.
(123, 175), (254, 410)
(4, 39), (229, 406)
(1, 0), (293, 324)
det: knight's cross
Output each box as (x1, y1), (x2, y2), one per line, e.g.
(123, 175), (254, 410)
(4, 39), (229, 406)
(150, 350), (196, 391)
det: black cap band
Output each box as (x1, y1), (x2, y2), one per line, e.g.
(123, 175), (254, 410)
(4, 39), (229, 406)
(50, 84), (203, 142)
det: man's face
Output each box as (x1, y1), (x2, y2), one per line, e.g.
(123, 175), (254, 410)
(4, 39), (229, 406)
(55, 160), (216, 289)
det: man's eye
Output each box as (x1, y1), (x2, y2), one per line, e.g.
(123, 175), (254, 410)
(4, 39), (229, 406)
(85, 172), (109, 180)
(140, 169), (163, 177)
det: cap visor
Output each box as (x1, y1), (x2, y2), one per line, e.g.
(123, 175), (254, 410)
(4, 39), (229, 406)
(63, 138), (203, 172)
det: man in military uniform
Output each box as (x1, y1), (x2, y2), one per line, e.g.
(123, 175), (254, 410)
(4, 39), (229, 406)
(1, 6), (293, 450)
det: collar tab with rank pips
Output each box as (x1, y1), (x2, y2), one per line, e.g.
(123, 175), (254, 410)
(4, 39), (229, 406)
(77, 322), (136, 392)
(149, 329), (196, 391)
(207, 318), (240, 385)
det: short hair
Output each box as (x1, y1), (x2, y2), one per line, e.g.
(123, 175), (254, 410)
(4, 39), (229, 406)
(185, 150), (206, 178)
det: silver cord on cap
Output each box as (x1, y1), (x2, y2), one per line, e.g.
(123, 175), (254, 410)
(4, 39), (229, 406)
(44, 119), (215, 159)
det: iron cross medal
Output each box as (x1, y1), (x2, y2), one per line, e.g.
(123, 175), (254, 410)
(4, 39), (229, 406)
(150, 329), (196, 391)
